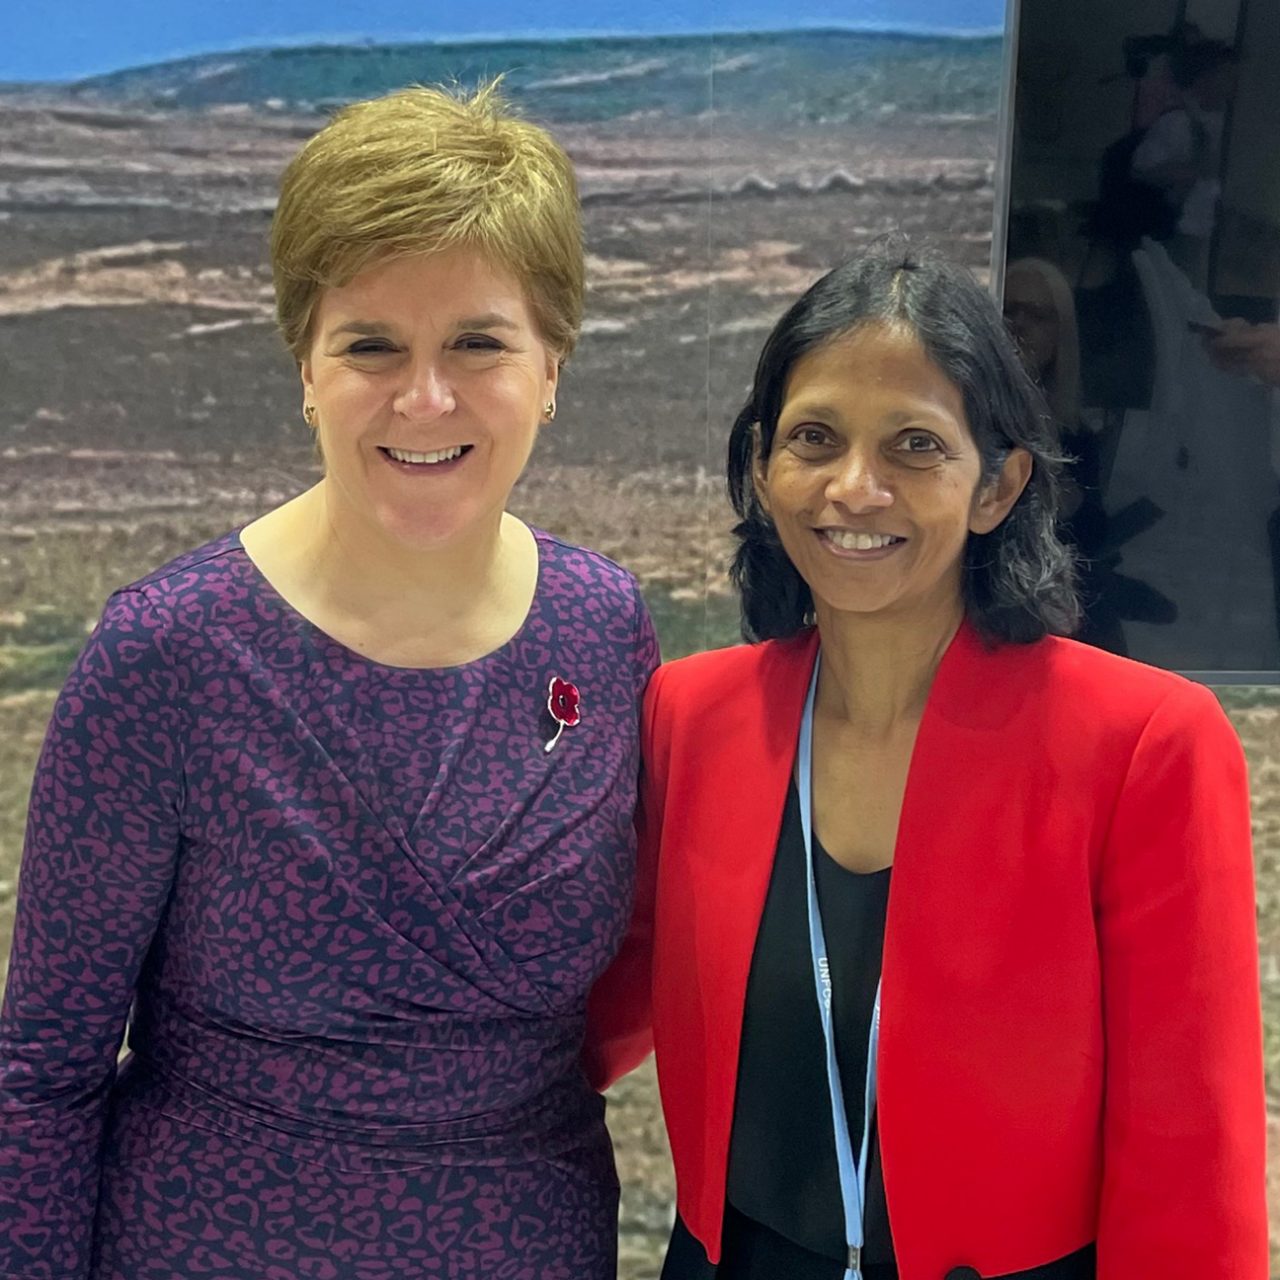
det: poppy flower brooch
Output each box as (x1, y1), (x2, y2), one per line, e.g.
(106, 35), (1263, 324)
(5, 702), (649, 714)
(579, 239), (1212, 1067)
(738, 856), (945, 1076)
(544, 676), (582, 753)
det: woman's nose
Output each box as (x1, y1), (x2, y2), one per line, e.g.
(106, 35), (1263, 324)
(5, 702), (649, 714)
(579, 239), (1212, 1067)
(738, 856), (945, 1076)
(393, 361), (455, 419)
(827, 449), (893, 510)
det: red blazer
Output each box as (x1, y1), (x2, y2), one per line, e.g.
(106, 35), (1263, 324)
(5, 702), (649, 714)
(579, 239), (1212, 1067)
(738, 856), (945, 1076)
(584, 622), (1267, 1279)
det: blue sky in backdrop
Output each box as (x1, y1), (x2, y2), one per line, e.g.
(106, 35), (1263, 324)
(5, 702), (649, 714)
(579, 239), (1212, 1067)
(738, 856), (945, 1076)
(3, 0), (1007, 82)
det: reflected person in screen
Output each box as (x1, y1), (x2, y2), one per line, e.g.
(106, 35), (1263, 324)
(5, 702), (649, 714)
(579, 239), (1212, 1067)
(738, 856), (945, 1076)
(1003, 256), (1175, 654)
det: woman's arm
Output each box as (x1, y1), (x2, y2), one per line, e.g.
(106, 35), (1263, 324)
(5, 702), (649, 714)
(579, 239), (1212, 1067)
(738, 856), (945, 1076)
(1095, 681), (1267, 1277)
(0, 587), (185, 1280)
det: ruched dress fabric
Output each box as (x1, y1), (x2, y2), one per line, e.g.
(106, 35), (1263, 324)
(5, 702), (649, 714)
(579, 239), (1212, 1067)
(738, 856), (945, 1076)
(0, 529), (658, 1280)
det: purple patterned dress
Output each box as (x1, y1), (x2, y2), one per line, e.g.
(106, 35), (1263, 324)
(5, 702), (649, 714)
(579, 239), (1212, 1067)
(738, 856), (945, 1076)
(0, 529), (658, 1280)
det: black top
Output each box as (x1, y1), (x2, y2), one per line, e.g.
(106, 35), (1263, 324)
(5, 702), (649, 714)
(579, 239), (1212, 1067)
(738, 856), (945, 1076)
(662, 779), (896, 1280)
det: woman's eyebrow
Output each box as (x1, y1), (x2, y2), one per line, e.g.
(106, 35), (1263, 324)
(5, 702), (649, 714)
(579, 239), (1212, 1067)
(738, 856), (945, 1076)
(328, 314), (519, 337)
(327, 313), (522, 340)
(780, 402), (959, 433)
(781, 400), (842, 421)
(330, 321), (387, 337)
(882, 407), (954, 425)
(453, 312), (519, 331)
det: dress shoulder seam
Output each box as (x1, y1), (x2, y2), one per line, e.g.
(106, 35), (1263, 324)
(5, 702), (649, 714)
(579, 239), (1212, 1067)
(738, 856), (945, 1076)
(533, 528), (641, 589)
(118, 533), (243, 595)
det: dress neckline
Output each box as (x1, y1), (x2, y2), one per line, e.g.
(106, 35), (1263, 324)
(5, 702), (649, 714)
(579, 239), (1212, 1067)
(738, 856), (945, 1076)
(231, 526), (546, 676)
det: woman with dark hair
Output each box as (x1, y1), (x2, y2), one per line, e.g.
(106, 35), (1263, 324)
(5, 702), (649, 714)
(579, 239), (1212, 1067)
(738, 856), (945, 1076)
(585, 250), (1265, 1278)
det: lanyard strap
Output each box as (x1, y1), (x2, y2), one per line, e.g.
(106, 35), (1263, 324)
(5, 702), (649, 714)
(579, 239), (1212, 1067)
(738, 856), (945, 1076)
(799, 651), (882, 1280)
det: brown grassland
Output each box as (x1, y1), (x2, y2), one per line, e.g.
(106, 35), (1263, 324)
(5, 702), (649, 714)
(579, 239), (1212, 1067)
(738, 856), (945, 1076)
(1, 92), (1277, 1273)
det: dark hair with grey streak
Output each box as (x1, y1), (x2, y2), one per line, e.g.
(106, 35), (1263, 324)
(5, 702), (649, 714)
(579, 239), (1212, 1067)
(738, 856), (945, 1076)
(727, 247), (1080, 645)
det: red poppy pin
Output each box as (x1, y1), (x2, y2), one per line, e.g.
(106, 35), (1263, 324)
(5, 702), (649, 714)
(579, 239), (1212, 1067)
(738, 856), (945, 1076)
(544, 676), (582, 753)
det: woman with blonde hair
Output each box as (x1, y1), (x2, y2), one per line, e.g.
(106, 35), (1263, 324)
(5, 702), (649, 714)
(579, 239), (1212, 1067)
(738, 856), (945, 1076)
(1002, 255), (1165, 654)
(1002, 257), (1081, 434)
(0, 82), (656, 1279)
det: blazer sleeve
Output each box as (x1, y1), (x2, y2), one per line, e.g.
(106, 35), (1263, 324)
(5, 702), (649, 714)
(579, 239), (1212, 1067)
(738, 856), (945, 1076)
(1095, 681), (1267, 1277)
(581, 663), (667, 1091)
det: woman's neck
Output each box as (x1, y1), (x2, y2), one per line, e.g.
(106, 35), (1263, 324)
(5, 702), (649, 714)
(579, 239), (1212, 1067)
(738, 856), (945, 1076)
(813, 596), (964, 737)
(243, 482), (536, 667)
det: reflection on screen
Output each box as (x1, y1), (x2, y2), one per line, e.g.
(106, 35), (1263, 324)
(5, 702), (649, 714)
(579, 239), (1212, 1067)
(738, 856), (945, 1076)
(1001, 0), (1280, 675)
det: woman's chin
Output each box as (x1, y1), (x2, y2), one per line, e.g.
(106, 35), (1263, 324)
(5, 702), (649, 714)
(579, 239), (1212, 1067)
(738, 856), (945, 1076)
(811, 584), (964, 628)
(805, 572), (909, 620)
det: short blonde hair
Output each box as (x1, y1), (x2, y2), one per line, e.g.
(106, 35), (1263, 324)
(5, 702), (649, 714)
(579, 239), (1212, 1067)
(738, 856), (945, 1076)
(1004, 257), (1080, 431)
(271, 80), (584, 362)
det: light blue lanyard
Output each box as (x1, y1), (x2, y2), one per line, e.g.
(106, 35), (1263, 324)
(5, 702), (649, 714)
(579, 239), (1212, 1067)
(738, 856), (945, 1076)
(799, 651), (882, 1280)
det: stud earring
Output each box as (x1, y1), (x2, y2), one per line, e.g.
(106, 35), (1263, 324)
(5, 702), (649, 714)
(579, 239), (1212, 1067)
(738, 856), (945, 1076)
(303, 404), (316, 426)
(544, 401), (556, 421)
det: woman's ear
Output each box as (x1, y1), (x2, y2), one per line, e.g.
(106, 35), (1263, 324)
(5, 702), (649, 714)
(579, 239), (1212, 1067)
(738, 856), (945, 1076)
(750, 424), (772, 517)
(969, 447), (1032, 535)
(300, 355), (315, 411)
(543, 347), (561, 402)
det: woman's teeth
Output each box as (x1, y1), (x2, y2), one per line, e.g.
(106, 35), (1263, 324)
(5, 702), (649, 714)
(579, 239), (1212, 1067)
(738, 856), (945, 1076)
(384, 445), (465, 465)
(825, 530), (902, 550)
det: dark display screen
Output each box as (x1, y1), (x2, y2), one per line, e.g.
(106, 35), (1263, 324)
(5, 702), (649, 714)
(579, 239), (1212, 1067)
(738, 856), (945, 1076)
(999, 0), (1280, 678)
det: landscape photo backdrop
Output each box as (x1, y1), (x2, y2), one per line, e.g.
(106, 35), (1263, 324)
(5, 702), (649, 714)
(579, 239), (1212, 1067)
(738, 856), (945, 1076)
(3, 5), (1278, 1272)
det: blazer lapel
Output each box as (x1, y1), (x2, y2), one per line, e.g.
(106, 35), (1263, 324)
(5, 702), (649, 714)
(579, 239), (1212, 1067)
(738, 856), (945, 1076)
(654, 629), (818, 1247)
(877, 622), (1061, 1274)
(670, 627), (818, 970)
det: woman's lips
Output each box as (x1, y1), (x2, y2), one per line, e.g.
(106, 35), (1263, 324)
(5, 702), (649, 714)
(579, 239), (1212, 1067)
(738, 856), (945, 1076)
(377, 444), (473, 475)
(816, 528), (907, 559)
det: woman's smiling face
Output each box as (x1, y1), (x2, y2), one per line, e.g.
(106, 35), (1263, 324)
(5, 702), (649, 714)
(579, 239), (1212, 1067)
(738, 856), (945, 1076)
(755, 322), (1028, 628)
(301, 247), (559, 553)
